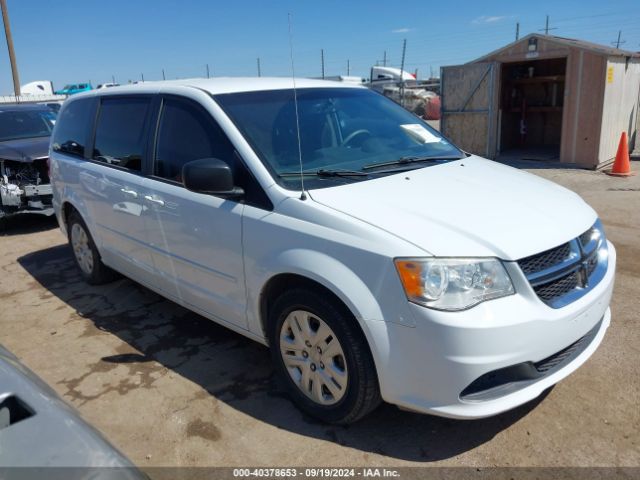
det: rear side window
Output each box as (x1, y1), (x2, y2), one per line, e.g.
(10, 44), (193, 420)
(52, 99), (94, 157)
(154, 98), (235, 182)
(93, 97), (151, 172)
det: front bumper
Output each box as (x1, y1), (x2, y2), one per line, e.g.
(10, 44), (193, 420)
(367, 241), (616, 419)
(0, 183), (54, 217)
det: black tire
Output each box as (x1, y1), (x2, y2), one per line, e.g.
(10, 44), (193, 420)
(268, 288), (381, 424)
(67, 211), (117, 285)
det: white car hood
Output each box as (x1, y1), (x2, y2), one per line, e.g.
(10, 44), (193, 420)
(308, 157), (596, 260)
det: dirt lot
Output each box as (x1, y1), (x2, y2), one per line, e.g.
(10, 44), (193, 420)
(0, 164), (639, 468)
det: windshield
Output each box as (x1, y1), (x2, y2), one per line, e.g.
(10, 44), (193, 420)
(214, 88), (463, 190)
(0, 109), (57, 142)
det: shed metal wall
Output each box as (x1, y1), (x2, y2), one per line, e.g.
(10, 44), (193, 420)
(598, 57), (640, 165)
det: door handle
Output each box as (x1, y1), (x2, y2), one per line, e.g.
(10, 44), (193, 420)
(144, 195), (165, 206)
(120, 188), (138, 198)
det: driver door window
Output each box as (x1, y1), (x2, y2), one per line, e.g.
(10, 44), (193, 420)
(154, 98), (235, 183)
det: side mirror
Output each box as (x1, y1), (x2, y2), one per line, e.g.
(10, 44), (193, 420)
(182, 158), (244, 198)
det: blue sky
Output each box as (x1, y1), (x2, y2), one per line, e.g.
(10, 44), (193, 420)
(1, 0), (639, 93)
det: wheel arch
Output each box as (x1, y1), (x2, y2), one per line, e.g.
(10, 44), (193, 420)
(260, 273), (354, 334)
(61, 201), (77, 229)
(58, 189), (92, 238)
(257, 252), (384, 333)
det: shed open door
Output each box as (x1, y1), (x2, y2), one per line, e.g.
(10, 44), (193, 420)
(441, 62), (498, 158)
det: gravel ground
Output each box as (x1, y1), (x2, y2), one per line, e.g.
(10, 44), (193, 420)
(0, 163), (638, 469)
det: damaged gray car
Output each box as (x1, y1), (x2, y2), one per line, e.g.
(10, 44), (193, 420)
(0, 104), (57, 218)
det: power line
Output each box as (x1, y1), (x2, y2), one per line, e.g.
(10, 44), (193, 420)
(554, 10), (627, 23)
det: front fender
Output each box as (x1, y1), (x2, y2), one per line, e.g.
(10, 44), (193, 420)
(266, 248), (385, 324)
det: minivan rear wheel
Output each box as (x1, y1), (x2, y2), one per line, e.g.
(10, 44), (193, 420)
(67, 211), (117, 285)
(268, 288), (381, 424)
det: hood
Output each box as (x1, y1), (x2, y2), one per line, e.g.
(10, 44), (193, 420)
(0, 136), (50, 162)
(308, 157), (596, 260)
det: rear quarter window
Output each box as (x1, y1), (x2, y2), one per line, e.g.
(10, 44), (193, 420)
(52, 98), (94, 157)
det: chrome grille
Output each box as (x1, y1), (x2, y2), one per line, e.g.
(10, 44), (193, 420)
(518, 243), (572, 275)
(517, 221), (607, 308)
(534, 271), (580, 302)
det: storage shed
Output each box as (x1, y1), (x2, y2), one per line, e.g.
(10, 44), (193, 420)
(440, 34), (640, 168)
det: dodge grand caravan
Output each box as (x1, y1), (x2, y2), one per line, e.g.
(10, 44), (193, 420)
(50, 78), (616, 424)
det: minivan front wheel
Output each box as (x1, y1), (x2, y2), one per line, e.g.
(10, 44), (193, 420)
(67, 211), (116, 284)
(269, 288), (381, 424)
(280, 309), (349, 406)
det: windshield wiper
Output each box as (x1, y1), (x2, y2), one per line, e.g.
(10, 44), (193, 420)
(362, 155), (464, 171)
(279, 168), (369, 178)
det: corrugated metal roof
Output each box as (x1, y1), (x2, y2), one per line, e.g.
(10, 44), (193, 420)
(471, 33), (640, 63)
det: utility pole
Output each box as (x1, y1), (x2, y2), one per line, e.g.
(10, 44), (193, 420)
(414, 68), (418, 79)
(257, 57), (261, 77)
(544, 15), (550, 35)
(347, 59), (350, 76)
(539, 15), (556, 35)
(0, 0), (20, 96)
(321, 49), (325, 79)
(383, 50), (387, 67)
(399, 39), (407, 107)
(515, 22), (520, 41)
(162, 69), (166, 80)
(612, 30), (626, 49)
(206, 63), (210, 78)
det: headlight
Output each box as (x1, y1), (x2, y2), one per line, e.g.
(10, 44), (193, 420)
(395, 258), (515, 311)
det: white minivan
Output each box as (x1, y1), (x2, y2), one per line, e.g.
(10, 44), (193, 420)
(50, 78), (616, 424)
